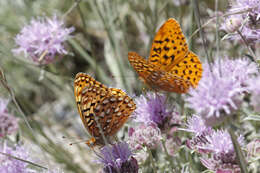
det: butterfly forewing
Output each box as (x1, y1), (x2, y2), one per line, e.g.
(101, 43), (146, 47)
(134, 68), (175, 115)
(74, 73), (136, 146)
(148, 18), (189, 70)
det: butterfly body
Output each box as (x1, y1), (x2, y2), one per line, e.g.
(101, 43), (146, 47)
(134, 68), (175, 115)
(74, 73), (136, 146)
(128, 18), (203, 93)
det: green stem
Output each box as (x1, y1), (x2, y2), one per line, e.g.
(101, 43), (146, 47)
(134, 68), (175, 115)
(0, 67), (50, 167)
(192, 0), (213, 71)
(237, 30), (256, 61)
(0, 151), (48, 170)
(215, 0), (222, 76)
(148, 147), (157, 173)
(62, 0), (82, 20)
(162, 139), (175, 171)
(228, 127), (248, 173)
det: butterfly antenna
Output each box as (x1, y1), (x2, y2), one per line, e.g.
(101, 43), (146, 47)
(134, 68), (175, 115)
(69, 139), (89, 146)
(61, 135), (90, 146)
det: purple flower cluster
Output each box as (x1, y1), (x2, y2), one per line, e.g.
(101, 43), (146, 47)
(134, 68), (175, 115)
(223, 0), (260, 45)
(187, 58), (257, 126)
(184, 115), (213, 150)
(13, 16), (74, 65)
(0, 98), (18, 137)
(0, 143), (29, 173)
(0, 143), (65, 173)
(128, 123), (161, 151)
(98, 142), (138, 173)
(184, 115), (244, 173)
(133, 92), (177, 130)
(199, 130), (244, 162)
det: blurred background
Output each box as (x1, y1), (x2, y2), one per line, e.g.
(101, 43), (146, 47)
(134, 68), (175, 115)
(0, 0), (242, 172)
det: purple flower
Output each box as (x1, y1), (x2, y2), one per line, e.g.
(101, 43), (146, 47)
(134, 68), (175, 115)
(0, 98), (18, 137)
(0, 142), (64, 173)
(185, 115), (209, 135)
(231, 0), (260, 14)
(247, 75), (260, 112)
(134, 93), (176, 130)
(187, 58), (257, 126)
(223, 0), (260, 44)
(199, 130), (244, 161)
(223, 15), (243, 33)
(128, 123), (162, 151)
(99, 142), (138, 173)
(13, 16), (74, 65)
(198, 130), (244, 173)
(0, 143), (29, 173)
(183, 115), (214, 151)
(200, 157), (241, 173)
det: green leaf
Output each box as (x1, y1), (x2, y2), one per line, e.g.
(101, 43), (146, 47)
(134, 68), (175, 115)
(243, 114), (260, 121)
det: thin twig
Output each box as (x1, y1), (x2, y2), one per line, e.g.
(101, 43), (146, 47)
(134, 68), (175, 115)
(237, 30), (256, 61)
(62, 0), (82, 20)
(0, 67), (50, 168)
(148, 147), (157, 173)
(0, 151), (48, 170)
(192, 0), (213, 71)
(161, 139), (175, 171)
(215, 0), (222, 76)
(188, 7), (255, 42)
(228, 128), (248, 173)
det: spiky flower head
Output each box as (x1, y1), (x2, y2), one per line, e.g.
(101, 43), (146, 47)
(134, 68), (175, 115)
(200, 157), (241, 173)
(183, 115), (213, 151)
(0, 143), (64, 173)
(128, 123), (162, 151)
(187, 58), (257, 126)
(134, 93), (176, 130)
(230, 0), (260, 14)
(0, 98), (18, 137)
(13, 16), (74, 65)
(223, 0), (260, 44)
(185, 115), (209, 135)
(198, 130), (244, 173)
(223, 15), (243, 33)
(199, 130), (244, 163)
(0, 143), (29, 173)
(99, 142), (138, 173)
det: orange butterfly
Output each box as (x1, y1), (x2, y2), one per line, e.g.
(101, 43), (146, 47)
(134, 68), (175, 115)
(74, 73), (136, 146)
(128, 18), (203, 93)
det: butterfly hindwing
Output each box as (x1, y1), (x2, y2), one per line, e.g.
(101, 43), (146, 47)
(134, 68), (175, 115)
(128, 52), (192, 93)
(74, 73), (136, 146)
(169, 51), (203, 87)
